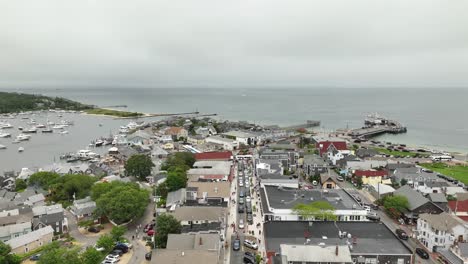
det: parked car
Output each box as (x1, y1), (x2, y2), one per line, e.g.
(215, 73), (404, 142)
(94, 244), (105, 252)
(101, 260), (118, 264)
(232, 238), (241, 251)
(366, 213), (380, 221)
(238, 204), (245, 213)
(147, 229), (155, 236)
(395, 229), (408, 240)
(110, 249), (123, 256)
(145, 252), (152, 260)
(415, 248), (429, 259)
(337, 176), (344, 181)
(239, 197), (244, 204)
(113, 244), (129, 253)
(88, 226), (100, 233)
(244, 252), (255, 258)
(30, 254), (41, 261)
(117, 242), (133, 249)
(243, 255), (255, 264)
(243, 239), (258, 250)
(105, 255), (120, 262)
(239, 219), (245, 229)
(247, 213), (253, 224)
(246, 196), (251, 203)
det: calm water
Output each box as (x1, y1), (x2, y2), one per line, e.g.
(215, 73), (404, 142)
(1, 87), (467, 170)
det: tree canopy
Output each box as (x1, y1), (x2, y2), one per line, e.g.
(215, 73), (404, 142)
(29, 171), (61, 189)
(92, 182), (149, 224)
(48, 174), (98, 203)
(293, 201), (337, 221)
(0, 241), (21, 264)
(383, 195), (409, 218)
(161, 152), (195, 172)
(14, 179), (27, 192)
(155, 214), (182, 248)
(157, 152), (195, 200)
(96, 234), (115, 253)
(124, 154), (155, 180)
(110, 226), (127, 242)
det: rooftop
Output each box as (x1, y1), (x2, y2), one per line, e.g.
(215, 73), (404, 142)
(195, 151), (232, 160)
(32, 204), (64, 216)
(428, 193), (448, 203)
(166, 233), (220, 251)
(6, 226), (53, 249)
(393, 185), (430, 211)
(186, 181), (230, 198)
(151, 249), (218, 264)
(261, 186), (362, 211)
(223, 130), (255, 138)
(280, 244), (353, 263)
(264, 221), (413, 256)
(171, 207), (225, 222)
(448, 200), (468, 213)
(419, 212), (467, 232)
(303, 155), (326, 166)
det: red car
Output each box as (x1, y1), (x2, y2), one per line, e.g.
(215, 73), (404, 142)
(147, 229), (155, 236)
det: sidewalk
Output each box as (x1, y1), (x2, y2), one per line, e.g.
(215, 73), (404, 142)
(224, 163), (239, 264)
(249, 168), (266, 260)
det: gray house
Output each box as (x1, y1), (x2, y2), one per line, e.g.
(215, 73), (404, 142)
(32, 204), (67, 233)
(0, 222), (31, 242)
(69, 197), (96, 220)
(303, 155), (327, 176)
(393, 185), (444, 222)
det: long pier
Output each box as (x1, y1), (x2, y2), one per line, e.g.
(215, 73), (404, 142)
(282, 120), (321, 131)
(349, 126), (407, 138)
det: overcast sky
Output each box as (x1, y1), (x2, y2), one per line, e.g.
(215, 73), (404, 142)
(1, 0), (468, 88)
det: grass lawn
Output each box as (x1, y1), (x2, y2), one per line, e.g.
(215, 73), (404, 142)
(374, 147), (422, 157)
(85, 108), (143, 118)
(420, 163), (468, 184)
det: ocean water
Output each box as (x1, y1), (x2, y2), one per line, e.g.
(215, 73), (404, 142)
(0, 87), (467, 170)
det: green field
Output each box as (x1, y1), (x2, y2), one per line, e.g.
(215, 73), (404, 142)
(374, 147), (422, 157)
(85, 108), (144, 118)
(420, 163), (468, 184)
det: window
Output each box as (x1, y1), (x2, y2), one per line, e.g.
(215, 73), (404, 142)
(435, 238), (438, 243)
(365, 258), (377, 264)
(25, 247), (29, 253)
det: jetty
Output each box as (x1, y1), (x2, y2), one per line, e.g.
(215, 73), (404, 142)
(114, 111), (207, 119)
(282, 120), (320, 131)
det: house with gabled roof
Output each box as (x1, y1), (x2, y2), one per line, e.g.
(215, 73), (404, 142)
(448, 199), (468, 222)
(6, 226), (53, 254)
(393, 185), (444, 221)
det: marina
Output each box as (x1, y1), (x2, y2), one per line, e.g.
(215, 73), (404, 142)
(349, 113), (407, 139)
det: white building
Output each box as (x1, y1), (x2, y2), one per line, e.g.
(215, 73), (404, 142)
(261, 186), (369, 222)
(417, 213), (468, 252)
(205, 135), (238, 151)
(222, 131), (257, 146)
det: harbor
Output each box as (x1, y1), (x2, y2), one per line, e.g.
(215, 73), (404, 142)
(349, 113), (407, 139)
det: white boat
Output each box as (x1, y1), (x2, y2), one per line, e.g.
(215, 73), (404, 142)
(0, 145), (6, 149)
(12, 140), (20, 144)
(18, 147), (24, 152)
(47, 121), (55, 125)
(52, 124), (66, 129)
(60, 131), (69, 135)
(36, 124), (46, 128)
(0, 123), (13, 129)
(16, 134), (31, 141)
(0, 132), (11, 138)
(23, 127), (37, 133)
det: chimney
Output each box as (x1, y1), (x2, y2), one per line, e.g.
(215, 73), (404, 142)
(336, 245), (339, 256)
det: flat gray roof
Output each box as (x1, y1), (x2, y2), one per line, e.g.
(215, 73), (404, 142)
(264, 221), (413, 256)
(262, 186), (362, 211)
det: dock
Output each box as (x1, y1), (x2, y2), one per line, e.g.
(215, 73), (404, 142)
(350, 113), (407, 138)
(282, 120), (321, 131)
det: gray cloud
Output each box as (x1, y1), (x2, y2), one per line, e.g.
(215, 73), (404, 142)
(1, 0), (468, 88)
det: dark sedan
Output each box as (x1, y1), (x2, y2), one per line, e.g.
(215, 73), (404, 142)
(415, 248), (429, 259)
(233, 238), (241, 251)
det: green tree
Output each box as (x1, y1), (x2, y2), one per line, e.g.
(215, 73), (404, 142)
(293, 201), (337, 221)
(38, 247), (81, 264)
(355, 176), (363, 188)
(125, 154), (155, 180)
(48, 174), (97, 203)
(0, 241), (21, 264)
(28, 171), (60, 189)
(110, 226), (127, 242)
(155, 214), (182, 248)
(78, 219), (95, 228)
(383, 195), (409, 219)
(165, 168), (187, 192)
(14, 179), (27, 192)
(161, 152), (195, 171)
(155, 182), (169, 199)
(96, 234), (115, 252)
(94, 183), (149, 224)
(81, 247), (102, 264)
(400, 178), (408, 186)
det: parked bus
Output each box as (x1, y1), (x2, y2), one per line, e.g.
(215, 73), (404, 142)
(431, 155), (452, 162)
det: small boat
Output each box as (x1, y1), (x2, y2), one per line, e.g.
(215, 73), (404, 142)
(0, 145), (6, 149)
(12, 140), (20, 144)
(42, 129), (53, 133)
(0, 132), (11, 138)
(23, 127), (37, 133)
(52, 125), (65, 129)
(60, 131), (69, 134)
(95, 140), (104, 147)
(18, 147), (24, 152)
(47, 121), (55, 125)
(18, 127), (24, 131)
(0, 123), (13, 129)
(36, 124), (46, 128)
(16, 134), (31, 141)
(66, 156), (80, 163)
